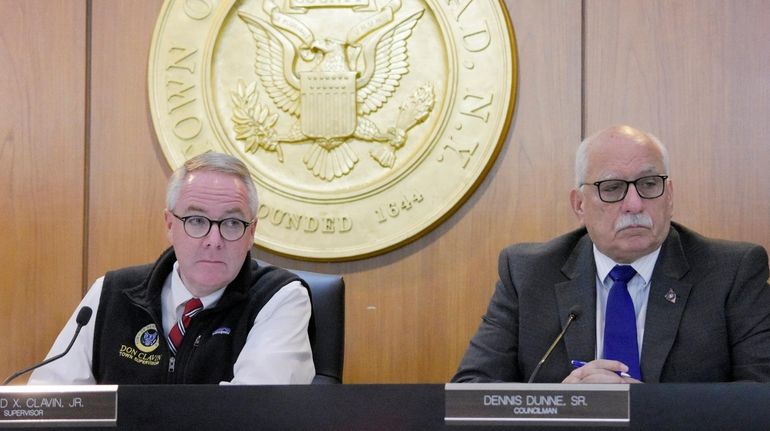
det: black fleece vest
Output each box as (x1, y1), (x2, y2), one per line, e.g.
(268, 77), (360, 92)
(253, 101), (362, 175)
(91, 248), (305, 384)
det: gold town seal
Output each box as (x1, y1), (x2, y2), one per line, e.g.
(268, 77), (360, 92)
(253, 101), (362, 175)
(148, 0), (517, 260)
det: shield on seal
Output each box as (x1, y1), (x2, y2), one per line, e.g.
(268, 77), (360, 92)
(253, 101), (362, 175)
(299, 71), (357, 139)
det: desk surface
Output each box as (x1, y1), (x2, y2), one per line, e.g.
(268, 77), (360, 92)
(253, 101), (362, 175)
(5, 383), (770, 430)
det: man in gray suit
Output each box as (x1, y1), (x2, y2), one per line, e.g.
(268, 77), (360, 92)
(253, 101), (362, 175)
(453, 125), (770, 383)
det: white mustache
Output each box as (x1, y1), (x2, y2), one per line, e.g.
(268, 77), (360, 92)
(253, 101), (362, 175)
(615, 213), (653, 231)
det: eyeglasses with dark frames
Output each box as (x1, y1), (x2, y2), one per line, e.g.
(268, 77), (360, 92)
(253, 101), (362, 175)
(171, 213), (254, 241)
(582, 175), (669, 203)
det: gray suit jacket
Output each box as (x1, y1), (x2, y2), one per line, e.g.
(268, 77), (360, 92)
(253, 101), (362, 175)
(452, 222), (770, 383)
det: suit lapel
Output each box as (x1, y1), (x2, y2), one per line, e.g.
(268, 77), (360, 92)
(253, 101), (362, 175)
(640, 227), (692, 382)
(556, 234), (598, 363)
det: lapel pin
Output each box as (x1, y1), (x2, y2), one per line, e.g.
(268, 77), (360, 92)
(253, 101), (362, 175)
(665, 288), (677, 304)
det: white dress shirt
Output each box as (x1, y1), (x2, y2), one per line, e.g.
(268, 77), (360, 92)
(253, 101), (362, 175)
(593, 246), (661, 360)
(29, 262), (314, 385)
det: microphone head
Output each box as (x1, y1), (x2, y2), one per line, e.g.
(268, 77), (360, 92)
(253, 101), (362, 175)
(568, 305), (582, 320)
(76, 306), (93, 326)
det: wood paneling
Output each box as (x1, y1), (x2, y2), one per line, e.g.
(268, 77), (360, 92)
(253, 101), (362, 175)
(584, 0), (770, 256)
(0, 0), (86, 380)
(2, 0), (769, 384)
(87, 0), (168, 284)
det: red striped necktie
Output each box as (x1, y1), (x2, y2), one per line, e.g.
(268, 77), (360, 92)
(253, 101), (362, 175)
(168, 297), (203, 355)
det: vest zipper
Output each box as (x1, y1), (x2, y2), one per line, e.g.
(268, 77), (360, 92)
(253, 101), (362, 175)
(170, 335), (200, 382)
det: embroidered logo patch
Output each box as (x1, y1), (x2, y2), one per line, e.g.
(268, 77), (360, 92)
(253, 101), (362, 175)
(212, 327), (231, 336)
(117, 323), (163, 367)
(135, 324), (160, 353)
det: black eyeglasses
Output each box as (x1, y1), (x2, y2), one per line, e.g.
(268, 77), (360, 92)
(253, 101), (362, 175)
(582, 175), (669, 203)
(171, 213), (254, 241)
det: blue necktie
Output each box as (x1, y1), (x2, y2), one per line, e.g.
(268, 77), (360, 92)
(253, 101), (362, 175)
(603, 265), (641, 380)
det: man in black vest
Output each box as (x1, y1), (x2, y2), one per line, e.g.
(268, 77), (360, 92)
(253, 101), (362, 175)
(30, 153), (314, 384)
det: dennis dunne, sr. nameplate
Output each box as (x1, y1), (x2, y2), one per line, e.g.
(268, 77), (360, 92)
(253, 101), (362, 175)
(445, 383), (630, 427)
(148, 0), (517, 260)
(0, 385), (117, 428)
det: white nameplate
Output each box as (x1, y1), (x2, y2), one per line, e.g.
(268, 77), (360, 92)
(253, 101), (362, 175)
(445, 383), (629, 426)
(0, 385), (117, 428)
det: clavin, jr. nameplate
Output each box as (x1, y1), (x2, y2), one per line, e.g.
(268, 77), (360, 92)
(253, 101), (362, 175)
(148, 0), (517, 260)
(0, 385), (117, 428)
(445, 383), (630, 427)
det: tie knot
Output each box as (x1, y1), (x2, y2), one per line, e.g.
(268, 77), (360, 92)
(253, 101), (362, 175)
(183, 297), (203, 316)
(609, 265), (637, 284)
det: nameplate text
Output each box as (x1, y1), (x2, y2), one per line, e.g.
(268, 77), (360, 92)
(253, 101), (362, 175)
(0, 385), (117, 428)
(445, 383), (629, 427)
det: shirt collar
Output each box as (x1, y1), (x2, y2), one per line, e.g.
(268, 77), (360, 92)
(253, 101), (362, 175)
(593, 245), (661, 286)
(169, 261), (227, 311)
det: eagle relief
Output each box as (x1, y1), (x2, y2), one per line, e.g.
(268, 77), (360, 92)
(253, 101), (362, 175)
(233, 2), (435, 181)
(148, 0), (517, 260)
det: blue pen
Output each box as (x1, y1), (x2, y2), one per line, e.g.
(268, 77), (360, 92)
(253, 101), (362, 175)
(571, 360), (631, 378)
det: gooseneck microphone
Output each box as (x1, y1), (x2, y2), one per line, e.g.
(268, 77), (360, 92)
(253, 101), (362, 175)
(2, 306), (93, 385)
(527, 305), (581, 383)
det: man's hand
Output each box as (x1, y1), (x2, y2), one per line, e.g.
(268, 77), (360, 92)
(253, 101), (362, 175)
(562, 359), (642, 384)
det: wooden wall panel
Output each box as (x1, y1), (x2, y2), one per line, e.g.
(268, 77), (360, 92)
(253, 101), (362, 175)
(0, 1), (86, 380)
(87, 0), (168, 284)
(584, 0), (770, 254)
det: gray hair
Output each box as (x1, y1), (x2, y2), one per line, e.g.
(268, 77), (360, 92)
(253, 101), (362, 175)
(574, 125), (670, 187)
(166, 152), (259, 218)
